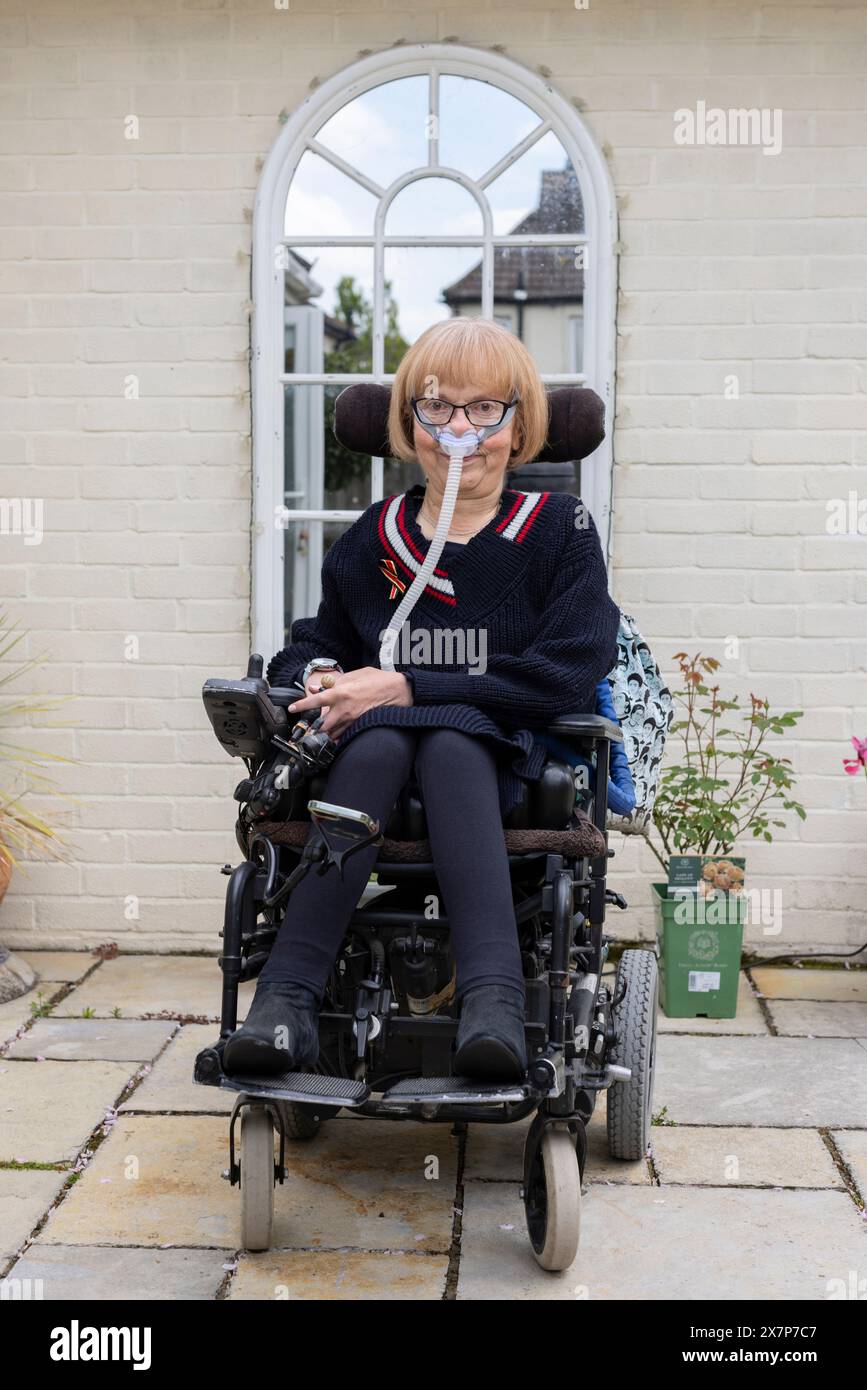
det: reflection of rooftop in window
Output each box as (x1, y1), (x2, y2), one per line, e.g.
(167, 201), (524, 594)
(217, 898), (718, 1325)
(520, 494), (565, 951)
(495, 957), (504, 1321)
(443, 168), (585, 306)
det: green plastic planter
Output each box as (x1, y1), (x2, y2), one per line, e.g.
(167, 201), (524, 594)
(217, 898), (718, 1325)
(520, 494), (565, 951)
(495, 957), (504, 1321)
(652, 882), (746, 1019)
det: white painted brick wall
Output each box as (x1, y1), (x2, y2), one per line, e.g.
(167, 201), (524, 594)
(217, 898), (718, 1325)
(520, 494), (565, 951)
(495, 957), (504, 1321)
(0, 1), (864, 958)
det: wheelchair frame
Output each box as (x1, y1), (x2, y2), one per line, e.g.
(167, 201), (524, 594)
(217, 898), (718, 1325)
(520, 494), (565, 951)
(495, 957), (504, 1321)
(194, 664), (659, 1270)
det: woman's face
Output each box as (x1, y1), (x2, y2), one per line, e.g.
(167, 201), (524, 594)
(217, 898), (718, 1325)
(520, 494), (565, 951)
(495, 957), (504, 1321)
(410, 377), (518, 496)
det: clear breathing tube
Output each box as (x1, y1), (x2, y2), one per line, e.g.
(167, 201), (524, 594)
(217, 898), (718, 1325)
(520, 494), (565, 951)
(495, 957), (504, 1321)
(378, 405), (517, 672)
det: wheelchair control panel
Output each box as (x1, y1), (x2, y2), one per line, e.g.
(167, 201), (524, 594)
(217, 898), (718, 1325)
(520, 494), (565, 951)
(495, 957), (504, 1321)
(203, 654), (342, 826)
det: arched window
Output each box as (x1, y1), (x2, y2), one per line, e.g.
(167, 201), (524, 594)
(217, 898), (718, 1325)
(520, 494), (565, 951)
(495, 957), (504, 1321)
(252, 45), (617, 653)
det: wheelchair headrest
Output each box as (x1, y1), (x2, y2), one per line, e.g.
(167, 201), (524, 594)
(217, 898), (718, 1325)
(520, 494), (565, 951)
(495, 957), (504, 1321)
(333, 382), (605, 462)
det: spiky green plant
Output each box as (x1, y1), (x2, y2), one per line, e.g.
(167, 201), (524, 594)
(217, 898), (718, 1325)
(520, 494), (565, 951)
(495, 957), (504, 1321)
(0, 611), (75, 876)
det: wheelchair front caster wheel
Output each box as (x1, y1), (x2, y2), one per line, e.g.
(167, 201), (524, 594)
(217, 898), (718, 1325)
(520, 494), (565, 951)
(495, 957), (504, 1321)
(523, 1129), (582, 1271)
(240, 1105), (275, 1251)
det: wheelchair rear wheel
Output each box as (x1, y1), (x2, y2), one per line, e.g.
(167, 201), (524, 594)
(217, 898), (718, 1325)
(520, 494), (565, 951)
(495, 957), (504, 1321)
(606, 949), (659, 1161)
(524, 1128), (582, 1271)
(239, 1105), (275, 1251)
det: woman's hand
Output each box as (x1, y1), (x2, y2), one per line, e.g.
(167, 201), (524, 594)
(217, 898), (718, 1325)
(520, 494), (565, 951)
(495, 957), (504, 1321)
(289, 666), (413, 738)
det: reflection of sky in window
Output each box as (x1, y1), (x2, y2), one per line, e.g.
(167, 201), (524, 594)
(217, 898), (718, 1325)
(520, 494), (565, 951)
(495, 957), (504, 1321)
(437, 76), (542, 179)
(314, 76), (430, 187)
(385, 178), (483, 237)
(285, 151), (378, 237)
(283, 76), (579, 350)
(385, 247), (488, 342)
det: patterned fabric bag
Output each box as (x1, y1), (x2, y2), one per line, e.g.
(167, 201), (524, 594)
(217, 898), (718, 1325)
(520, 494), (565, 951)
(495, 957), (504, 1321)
(604, 612), (673, 833)
(537, 612), (673, 834)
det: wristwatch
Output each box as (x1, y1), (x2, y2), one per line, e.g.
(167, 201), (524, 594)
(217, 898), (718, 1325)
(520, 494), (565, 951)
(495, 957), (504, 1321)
(300, 657), (344, 688)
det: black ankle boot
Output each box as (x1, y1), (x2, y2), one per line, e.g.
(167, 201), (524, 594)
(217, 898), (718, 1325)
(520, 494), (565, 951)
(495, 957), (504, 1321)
(222, 979), (320, 1077)
(453, 983), (528, 1081)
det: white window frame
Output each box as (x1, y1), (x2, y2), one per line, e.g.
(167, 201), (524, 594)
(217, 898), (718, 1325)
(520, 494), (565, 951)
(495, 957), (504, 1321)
(568, 310), (585, 374)
(251, 44), (618, 655)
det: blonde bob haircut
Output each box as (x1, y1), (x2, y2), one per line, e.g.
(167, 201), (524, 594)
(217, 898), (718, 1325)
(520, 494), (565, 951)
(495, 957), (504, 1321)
(387, 316), (549, 470)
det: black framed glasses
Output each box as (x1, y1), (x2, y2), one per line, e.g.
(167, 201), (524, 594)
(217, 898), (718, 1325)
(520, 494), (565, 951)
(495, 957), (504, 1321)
(410, 394), (519, 429)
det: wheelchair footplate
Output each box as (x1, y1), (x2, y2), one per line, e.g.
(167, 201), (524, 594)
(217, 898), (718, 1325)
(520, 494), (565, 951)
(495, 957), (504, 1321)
(194, 1041), (544, 1111)
(194, 1041), (368, 1107)
(374, 1075), (533, 1110)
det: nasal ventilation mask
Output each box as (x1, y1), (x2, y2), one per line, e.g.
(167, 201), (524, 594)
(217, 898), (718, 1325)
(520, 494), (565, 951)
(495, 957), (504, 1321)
(378, 401), (518, 672)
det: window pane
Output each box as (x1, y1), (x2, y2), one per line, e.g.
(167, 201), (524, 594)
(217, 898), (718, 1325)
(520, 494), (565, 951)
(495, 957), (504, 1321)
(284, 150), (377, 237)
(508, 388), (582, 499)
(385, 177), (483, 237)
(486, 139), (584, 236)
(383, 453), (424, 498)
(282, 382), (371, 632)
(279, 516), (357, 643)
(283, 248), (374, 375)
(283, 382), (370, 512)
(493, 244), (584, 374)
(438, 75), (542, 181)
(313, 76), (429, 188)
(383, 246), (486, 352)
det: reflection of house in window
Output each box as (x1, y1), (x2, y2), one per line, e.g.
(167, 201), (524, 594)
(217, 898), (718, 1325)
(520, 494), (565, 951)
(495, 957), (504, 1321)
(439, 166), (585, 494)
(441, 167), (584, 375)
(283, 250), (358, 374)
(281, 251), (363, 619)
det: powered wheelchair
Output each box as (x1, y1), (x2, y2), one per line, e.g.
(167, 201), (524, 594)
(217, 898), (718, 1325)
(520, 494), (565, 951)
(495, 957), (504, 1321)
(193, 384), (659, 1273)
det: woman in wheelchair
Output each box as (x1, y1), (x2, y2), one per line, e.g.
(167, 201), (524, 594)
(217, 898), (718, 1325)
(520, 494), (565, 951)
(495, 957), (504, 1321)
(222, 316), (620, 1084)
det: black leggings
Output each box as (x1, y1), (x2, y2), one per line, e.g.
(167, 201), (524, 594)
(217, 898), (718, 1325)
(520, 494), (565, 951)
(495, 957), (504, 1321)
(257, 726), (525, 1004)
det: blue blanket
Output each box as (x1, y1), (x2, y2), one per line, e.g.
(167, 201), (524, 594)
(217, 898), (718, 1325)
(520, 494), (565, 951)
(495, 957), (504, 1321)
(534, 678), (637, 817)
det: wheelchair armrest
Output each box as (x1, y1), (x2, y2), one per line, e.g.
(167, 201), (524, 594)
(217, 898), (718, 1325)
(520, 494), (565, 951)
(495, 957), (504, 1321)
(547, 712), (624, 744)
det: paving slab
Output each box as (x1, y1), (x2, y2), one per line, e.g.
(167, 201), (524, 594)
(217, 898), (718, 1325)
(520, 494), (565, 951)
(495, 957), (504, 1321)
(35, 1115), (239, 1250)
(752, 967), (867, 1003)
(830, 1130), (867, 1198)
(462, 1111), (532, 1183)
(5, 1244), (228, 1300)
(269, 1117), (457, 1252)
(6, 1018), (176, 1062)
(229, 1249), (448, 1299)
(50, 955), (253, 1020)
(0, 1060), (137, 1164)
(585, 1122), (652, 1186)
(765, 1000), (867, 1038)
(18, 952), (97, 984)
(658, 974), (768, 1035)
(457, 1185), (867, 1299)
(0, 1168), (69, 1260)
(0, 998), (36, 1048)
(118, 1023), (233, 1114)
(655, 1035), (867, 1127)
(462, 1097), (649, 1187)
(650, 1126), (844, 1189)
(36, 1113), (457, 1253)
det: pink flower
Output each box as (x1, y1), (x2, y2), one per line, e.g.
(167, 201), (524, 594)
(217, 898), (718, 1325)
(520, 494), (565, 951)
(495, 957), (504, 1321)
(843, 736), (867, 776)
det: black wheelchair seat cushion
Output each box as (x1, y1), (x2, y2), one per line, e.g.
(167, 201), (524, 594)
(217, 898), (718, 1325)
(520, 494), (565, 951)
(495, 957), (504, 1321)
(257, 808), (606, 863)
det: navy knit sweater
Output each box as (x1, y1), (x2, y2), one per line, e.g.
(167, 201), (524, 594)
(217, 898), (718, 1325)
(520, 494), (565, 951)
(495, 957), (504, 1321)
(266, 483), (621, 817)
